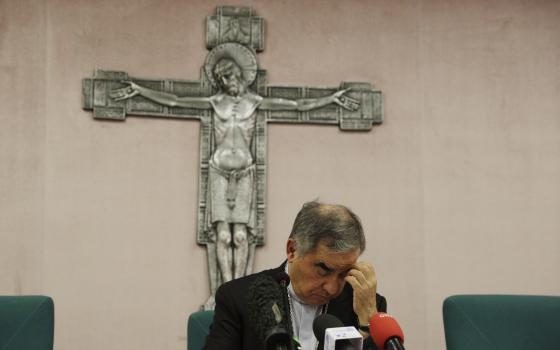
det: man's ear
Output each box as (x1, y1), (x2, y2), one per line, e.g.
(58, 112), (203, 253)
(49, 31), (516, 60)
(286, 239), (297, 262)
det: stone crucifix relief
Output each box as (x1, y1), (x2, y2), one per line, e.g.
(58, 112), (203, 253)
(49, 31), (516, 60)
(82, 6), (383, 310)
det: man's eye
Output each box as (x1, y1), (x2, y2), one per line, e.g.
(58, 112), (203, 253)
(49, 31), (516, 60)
(316, 266), (330, 277)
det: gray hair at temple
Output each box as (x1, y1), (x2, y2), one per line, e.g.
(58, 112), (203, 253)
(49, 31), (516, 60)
(289, 201), (366, 255)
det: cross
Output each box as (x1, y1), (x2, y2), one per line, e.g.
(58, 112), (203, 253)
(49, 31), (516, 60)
(82, 6), (382, 310)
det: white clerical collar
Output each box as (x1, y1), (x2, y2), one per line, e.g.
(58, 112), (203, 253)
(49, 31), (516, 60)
(286, 264), (326, 350)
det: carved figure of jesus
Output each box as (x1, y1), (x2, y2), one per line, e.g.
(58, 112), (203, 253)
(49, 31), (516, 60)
(111, 55), (358, 284)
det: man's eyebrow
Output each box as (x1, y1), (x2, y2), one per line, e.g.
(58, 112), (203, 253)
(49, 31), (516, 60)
(315, 261), (333, 272)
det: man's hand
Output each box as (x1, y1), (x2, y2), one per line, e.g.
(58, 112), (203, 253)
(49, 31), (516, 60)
(331, 89), (360, 111)
(110, 81), (141, 101)
(345, 261), (378, 326)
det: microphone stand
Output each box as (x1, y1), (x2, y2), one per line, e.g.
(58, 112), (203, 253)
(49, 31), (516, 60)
(385, 338), (405, 350)
(279, 279), (297, 350)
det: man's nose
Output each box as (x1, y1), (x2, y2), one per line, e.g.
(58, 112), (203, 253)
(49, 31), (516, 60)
(322, 276), (343, 296)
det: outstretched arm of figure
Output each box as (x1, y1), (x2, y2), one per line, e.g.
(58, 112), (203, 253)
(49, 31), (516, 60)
(110, 81), (212, 109)
(259, 88), (359, 112)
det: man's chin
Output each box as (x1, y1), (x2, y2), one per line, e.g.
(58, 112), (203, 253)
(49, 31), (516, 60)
(306, 295), (332, 305)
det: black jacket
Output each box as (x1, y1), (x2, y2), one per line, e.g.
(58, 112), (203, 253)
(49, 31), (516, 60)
(204, 262), (387, 350)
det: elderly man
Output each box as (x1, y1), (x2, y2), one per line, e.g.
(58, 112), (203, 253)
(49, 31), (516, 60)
(204, 201), (387, 350)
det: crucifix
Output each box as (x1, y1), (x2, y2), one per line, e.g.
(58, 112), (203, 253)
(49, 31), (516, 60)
(82, 6), (382, 310)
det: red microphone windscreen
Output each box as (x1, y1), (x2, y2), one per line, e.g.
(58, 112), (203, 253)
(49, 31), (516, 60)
(369, 313), (405, 350)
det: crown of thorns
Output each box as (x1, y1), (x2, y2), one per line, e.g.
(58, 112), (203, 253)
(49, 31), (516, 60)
(205, 43), (258, 88)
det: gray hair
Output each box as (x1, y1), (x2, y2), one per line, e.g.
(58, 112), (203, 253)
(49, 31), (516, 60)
(289, 201), (365, 255)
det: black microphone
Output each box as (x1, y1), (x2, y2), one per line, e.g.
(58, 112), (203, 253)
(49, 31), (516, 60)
(265, 271), (304, 350)
(270, 271), (300, 349)
(247, 274), (294, 350)
(271, 270), (291, 288)
(312, 314), (357, 350)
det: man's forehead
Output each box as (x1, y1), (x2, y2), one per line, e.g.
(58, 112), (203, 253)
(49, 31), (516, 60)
(315, 260), (355, 274)
(309, 247), (359, 270)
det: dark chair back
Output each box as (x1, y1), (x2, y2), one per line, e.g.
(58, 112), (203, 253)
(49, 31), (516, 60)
(0, 295), (54, 350)
(187, 310), (214, 350)
(443, 294), (560, 350)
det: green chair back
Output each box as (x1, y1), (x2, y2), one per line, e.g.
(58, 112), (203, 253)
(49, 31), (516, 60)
(0, 295), (54, 350)
(443, 294), (560, 350)
(187, 310), (214, 350)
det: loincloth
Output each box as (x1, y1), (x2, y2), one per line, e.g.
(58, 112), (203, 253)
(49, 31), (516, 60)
(206, 159), (256, 229)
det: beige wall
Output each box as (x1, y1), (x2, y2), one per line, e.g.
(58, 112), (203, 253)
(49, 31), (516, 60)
(1, 0), (559, 349)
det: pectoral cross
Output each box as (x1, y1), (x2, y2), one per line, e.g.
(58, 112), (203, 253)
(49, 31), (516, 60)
(82, 6), (382, 310)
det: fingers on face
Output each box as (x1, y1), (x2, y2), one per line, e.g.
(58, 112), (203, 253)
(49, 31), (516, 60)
(348, 267), (367, 285)
(345, 274), (361, 289)
(347, 262), (376, 285)
(356, 261), (374, 273)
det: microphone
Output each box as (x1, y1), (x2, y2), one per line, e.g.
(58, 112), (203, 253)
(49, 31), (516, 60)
(369, 313), (405, 350)
(312, 314), (359, 350)
(270, 271), (300, 349)
(247, 274), (294, 350)
(271, 270), (291, 288)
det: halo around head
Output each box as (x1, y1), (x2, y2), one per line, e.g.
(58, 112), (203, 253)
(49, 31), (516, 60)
(205, 43), (258, 88)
